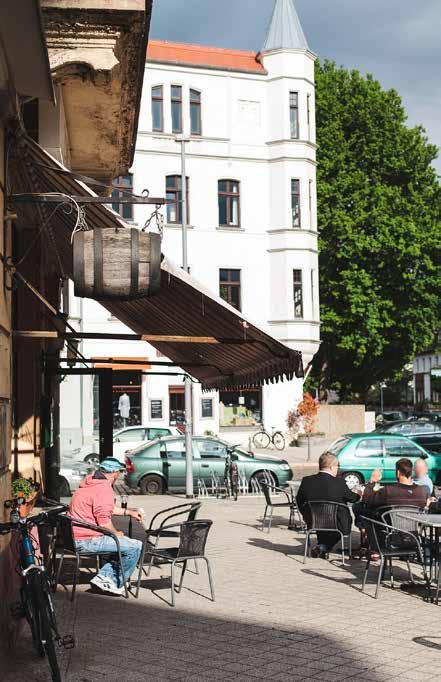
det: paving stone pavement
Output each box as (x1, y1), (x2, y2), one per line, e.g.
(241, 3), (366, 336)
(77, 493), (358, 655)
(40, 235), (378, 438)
(2, 494), (441, 681)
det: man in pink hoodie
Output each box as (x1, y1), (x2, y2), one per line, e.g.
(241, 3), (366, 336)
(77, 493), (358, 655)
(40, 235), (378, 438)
(69, 458), (143, 595)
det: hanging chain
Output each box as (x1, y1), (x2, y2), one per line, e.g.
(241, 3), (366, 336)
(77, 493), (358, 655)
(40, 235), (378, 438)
(142, 203), (164, 240)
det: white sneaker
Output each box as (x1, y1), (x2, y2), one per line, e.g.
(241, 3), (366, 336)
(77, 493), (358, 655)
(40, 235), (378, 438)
(90, 575), (123, 596)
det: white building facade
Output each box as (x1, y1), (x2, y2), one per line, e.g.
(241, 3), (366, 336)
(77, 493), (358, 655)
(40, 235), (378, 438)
(61, 0), (321, 450)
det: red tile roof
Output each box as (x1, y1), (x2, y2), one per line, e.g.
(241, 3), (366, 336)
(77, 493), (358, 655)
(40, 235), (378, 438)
(147, 40), (266, 75)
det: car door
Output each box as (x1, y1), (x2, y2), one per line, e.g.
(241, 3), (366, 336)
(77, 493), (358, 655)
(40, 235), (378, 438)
(353, 438), (385, 482)
(113, 427), (147, 462)
(382, 437), (425, 480)
(195, 439), (228, 485)
(160, 438), (199, 491)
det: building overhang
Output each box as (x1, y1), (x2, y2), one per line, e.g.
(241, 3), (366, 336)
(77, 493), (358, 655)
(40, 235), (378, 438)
(9, 133), (304, 390)
(40, 0), (152, 181)
(0, 0), (54, 121)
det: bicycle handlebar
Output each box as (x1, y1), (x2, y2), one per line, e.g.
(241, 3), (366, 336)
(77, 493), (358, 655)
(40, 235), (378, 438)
(0, 504), (67, 535)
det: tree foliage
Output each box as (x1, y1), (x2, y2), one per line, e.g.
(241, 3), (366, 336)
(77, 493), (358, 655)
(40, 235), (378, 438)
(313, 60), (441, 401)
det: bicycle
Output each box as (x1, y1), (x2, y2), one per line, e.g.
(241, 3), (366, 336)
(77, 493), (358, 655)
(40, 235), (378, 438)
(0, 486), (74, 681)
(224, 445), (240, 501)
(252, 426), (286, 451)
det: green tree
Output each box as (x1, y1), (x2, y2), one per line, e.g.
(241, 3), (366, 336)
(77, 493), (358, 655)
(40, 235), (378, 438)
(313, 60), (441, 402)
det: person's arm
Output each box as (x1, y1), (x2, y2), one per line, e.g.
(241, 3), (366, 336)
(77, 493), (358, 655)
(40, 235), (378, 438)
(342, 483), (361, 504)
(113, 504), (143, 522)
(92, 495), (123, 537)
(362, 469), (387, 507)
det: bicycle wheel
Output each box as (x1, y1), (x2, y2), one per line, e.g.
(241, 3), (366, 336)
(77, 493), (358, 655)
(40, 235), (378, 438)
(272, 432), (286, 451)
(30, 571), (61, 682)
(22, 581), (44, 658)
(253, 431), (271, 449)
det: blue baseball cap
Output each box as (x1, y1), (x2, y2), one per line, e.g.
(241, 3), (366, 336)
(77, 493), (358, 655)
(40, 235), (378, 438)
(99, 458), (125, 473)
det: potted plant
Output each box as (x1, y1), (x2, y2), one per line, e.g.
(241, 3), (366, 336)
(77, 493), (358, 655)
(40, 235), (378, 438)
(296, 393), (320, 462)
(12, 478), (39, 517)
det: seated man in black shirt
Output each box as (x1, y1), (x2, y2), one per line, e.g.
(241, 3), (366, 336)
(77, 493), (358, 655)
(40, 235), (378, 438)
(296, 452), (361, 558)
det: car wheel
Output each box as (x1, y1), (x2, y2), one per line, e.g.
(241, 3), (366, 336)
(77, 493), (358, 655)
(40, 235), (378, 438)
(139, 475), (164, 495)
(342, 472), (363, 490)
(250, 470), (277, 491)
(84, 453), (100, 467)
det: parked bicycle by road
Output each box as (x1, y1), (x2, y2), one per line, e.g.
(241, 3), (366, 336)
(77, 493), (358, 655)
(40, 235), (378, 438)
(252, 425), (286, 451)
(224, 445), (240, 500)
(0, 483), (73, 681)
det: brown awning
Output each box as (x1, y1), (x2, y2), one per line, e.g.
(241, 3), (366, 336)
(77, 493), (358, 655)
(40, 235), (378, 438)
(9, 133), (304, 389)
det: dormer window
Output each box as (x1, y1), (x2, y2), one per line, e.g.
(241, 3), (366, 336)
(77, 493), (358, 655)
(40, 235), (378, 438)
(190, 89), (202, 135)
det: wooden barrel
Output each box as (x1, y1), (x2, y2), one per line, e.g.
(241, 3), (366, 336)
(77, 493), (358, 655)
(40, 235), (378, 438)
(73, 228), (161, 300)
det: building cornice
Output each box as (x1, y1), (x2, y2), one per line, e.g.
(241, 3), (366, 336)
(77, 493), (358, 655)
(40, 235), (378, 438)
(268, 247), (318, 254)
(135, 147), (317, 166)
(267, 139), (317, 150)
(147, 58), (267, 77)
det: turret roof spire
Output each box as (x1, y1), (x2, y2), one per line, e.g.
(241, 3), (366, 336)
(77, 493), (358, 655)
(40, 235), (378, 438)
(263, 0), (309, 52)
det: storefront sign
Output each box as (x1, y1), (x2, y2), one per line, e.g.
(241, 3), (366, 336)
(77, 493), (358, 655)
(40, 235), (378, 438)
(201, 398), (213, 419)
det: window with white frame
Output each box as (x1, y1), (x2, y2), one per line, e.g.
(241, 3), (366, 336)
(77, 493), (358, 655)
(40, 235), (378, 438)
(171, 85), (183, 134)
(111, 174), (133, 221)
(293, 270), (303, 318)
(291, 179), (301, 227)
(151, 85), (163, 132)
(190, 89), (202, 135)
(289, 91), (299, 139)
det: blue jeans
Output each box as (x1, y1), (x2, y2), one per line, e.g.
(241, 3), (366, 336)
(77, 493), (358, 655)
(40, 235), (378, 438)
(76, 535), (143, 588)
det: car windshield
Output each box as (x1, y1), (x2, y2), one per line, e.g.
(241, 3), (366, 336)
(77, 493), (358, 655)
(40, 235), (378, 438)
(327, 437), (350, 455)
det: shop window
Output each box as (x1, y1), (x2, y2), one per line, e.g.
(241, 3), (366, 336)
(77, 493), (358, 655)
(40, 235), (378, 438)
(201, 397), (214, 419)
(169, 386), (185, 425)
(219, 389), (262, 427)
(112, 371), (142, 430)
(430, 369), (441, 403)
(111, 174), (133, 221)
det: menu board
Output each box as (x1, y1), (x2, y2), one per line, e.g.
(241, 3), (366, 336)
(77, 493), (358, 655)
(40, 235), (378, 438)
(201, 398), (213, 418)
(150, 399), (163, 420)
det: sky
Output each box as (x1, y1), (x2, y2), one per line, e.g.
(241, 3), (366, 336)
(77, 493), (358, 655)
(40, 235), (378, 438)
(150, 0), (441, 173)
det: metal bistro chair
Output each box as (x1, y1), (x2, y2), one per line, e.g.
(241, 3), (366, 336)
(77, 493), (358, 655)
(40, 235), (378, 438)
(135, 519), (215, 607)
(360, 515), (430, 600)
(380, 506), (430, 585)
(261, 482), (303, 533)
(139, 502), (201, 579)
(54, 515), (130, 600)
(303, 501), (352, 564)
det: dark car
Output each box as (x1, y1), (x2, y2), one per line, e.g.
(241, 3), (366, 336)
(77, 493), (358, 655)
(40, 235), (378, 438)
(409, 433), (441, 456)
(375, 411), (407, 425)
(376, 420), (441, 435)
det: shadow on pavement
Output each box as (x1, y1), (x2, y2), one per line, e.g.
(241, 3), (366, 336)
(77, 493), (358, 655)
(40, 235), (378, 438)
(2, 590), (384, 681)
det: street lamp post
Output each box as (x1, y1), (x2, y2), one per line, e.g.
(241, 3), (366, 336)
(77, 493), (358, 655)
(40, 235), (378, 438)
(176, 135), (194, 498)
(380, 383), (386, 414)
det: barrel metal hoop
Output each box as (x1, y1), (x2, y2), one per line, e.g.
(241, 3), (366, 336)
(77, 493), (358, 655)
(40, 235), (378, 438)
(73, 231), (85, 295)
(130, 229), (139, 297)
(93, 228), (103, 296)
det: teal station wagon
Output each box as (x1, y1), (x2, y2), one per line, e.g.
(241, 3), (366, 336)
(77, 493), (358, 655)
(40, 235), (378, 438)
(329, 433), (441, 490)
(124, 436), (293, 495)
